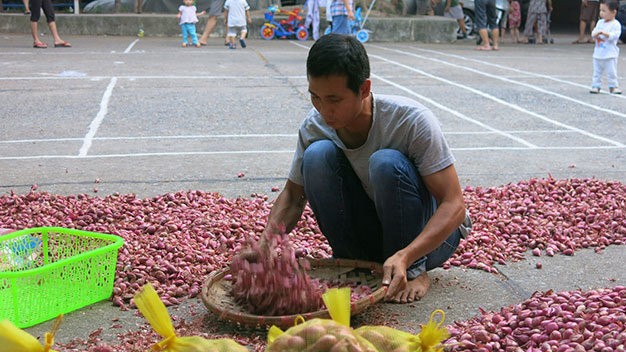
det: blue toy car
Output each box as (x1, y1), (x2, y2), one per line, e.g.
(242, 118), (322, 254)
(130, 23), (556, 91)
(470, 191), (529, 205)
(260, 5), (309, 41)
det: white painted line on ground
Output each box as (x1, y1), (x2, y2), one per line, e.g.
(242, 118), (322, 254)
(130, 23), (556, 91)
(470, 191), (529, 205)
(1, 145), (623, 161)
(444, 129), (574, 135)
(289, 41), (536, 147)
(289, 42), (311, 50)
(0, 130), (577, 145)
(0, 134), (298, 144)
(0, 150), (295, 160)
(0, 75), (307, 81)
(372, 74), (538, 148)
(414, 47), (594, 90)
(375, 45), (626, 109)
(369, 53), (625, 148)
(78, 77), (117, 157)
(124, 39), (140, 54)
(416, 47), (626, 101)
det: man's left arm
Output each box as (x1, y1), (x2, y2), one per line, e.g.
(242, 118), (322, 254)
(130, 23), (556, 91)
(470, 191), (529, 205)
(382, 164), (466, 299)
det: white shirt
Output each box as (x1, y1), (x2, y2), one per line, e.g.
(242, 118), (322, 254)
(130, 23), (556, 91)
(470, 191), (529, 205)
(178, 5), (199, 24)
(224, 0), (250, 27)
(592, 19), (622, 59)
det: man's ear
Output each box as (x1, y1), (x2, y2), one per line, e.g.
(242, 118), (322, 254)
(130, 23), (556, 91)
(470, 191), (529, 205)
(360, 79), (371, 100)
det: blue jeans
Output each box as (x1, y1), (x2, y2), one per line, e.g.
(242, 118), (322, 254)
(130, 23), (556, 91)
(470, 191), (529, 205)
(302, 140), (461, 279)
(331, 14), (350, 35)
(180, 23), (199, 45)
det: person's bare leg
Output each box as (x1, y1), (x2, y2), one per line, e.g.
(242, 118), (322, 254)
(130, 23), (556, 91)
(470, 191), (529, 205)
(577, 20), (587, 42)
(492, 28), (499, 50)
(392, 272), (431, 303)
(31, 21), (42, 44)
(199, 16), (217, 45)
(23, 0), (30, 13)
(477, 28), (491, 50)
(47, 21), (67, 45)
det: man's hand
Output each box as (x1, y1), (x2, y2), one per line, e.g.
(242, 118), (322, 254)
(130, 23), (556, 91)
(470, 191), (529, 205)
(348, 9), (355, 20)
(381, 252), (408, 301)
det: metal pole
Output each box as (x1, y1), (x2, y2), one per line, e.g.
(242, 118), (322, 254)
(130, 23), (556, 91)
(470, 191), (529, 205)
(361, 0), (376, 28)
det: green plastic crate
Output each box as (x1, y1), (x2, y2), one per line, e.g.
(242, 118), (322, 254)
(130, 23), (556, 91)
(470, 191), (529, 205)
(0, 227), (124, 328)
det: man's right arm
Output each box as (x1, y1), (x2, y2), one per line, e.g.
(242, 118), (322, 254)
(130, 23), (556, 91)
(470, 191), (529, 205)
(264, 179), (308, 236)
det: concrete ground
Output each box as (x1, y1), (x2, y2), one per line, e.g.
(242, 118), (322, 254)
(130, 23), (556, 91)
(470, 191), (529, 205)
(0, 30), (625, 348)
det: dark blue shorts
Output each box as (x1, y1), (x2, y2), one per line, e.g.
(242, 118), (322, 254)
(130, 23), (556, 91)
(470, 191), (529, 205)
(474, 0), (497, 30)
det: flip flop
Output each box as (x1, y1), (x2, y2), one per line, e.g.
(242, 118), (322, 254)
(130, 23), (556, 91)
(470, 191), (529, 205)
(33, 41), (47, 48)
(54, 41), (72, 47)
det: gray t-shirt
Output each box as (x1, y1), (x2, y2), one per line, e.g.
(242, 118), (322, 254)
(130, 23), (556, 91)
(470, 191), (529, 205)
(288, 94), (455, 200)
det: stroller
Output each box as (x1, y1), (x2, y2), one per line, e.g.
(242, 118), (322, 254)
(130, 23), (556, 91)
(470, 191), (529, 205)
(323, 0), (376, 42)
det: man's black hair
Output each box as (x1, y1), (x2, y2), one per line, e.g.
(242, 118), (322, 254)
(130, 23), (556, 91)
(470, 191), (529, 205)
(306, 34), (370, 95)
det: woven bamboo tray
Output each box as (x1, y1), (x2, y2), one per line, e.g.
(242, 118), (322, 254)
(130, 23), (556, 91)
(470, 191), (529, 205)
(201, 258), (386, 329)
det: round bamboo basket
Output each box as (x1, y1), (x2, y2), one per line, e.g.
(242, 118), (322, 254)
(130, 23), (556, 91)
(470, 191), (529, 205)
(200, 258), (386, 329)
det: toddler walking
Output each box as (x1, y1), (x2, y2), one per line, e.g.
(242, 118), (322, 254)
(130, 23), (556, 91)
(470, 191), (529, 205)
(590, 0), (622, 94)
(224, 0), (251, 49)
(177, 0), (205, 47)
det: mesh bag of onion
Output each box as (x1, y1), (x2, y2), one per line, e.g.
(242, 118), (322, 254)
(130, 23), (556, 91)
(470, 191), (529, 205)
(354, 310), (451, 352)
(0, 314), (63, 352)
(230, 233), (323, 316)
(266, 288), (451, 352)
(134, 283), (248, 352)
(266, 288), (378, 352)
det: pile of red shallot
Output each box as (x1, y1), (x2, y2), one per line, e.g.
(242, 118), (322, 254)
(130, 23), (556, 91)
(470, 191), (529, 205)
(446, 286), (625, 351)
(0, 177), (623, 308)
(0, 177), (624, 351)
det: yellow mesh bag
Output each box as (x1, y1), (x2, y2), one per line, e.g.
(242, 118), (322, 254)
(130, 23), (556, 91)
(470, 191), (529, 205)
(266, 287), (379, 352)
(0, 314), (62, 352)
(354, 309), (450, 352)
(134, 283), (248, 352)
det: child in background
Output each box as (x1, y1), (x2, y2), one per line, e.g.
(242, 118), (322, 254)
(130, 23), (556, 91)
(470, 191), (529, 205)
(224, 0), (251, 49)
(177, 0), (205, 47)
(444, 0), (469, 39)
(521, 0), (551, 44)
(507, 0), (521, 43)
(590, 0), (622, 94)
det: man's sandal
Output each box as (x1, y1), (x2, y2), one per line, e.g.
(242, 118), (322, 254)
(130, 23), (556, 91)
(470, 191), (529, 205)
(33, 41), (47, 48)
(54, 41), (72, 47)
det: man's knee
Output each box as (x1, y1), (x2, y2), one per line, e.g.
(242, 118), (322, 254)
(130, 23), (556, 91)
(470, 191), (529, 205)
(303, 140), (337, 168)
(369, 149), (408, 182)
